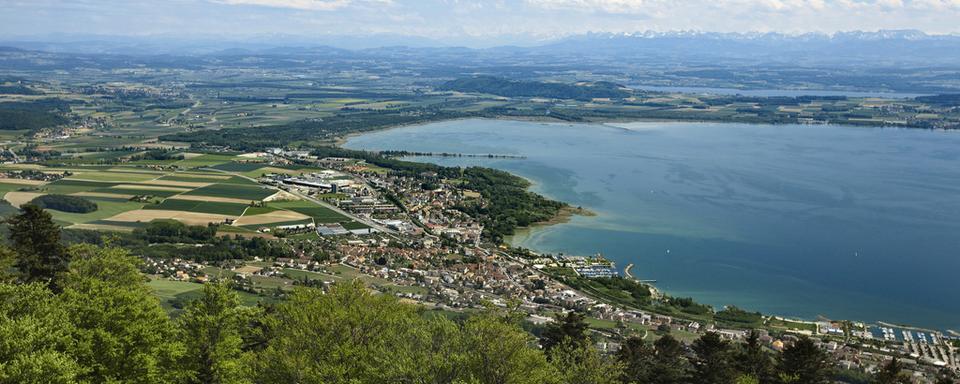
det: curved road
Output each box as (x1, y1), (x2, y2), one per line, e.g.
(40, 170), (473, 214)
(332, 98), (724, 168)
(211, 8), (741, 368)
(201, 167), (396, 235)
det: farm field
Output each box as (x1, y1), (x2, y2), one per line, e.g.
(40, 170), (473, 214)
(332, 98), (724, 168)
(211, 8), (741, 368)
(0, 159), (364, 233)
(210, 162), (268, 172)
(269, 199), (349, 223)
(0, 182), (30, 195)
(173, 154), (238, 168)
(144, 198), (249, 216)
(65, 171), (159, 183)
(158, 174), (256, 185)
(183, 183), (277, 200)
(234, 209), (311, 226)
(52, 198), (146, 226)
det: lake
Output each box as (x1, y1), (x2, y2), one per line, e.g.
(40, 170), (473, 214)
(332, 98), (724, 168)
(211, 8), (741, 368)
(345, 119), (960, 330)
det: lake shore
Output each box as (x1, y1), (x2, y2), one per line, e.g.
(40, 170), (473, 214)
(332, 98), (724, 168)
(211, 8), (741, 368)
(342, 117), (960, 332)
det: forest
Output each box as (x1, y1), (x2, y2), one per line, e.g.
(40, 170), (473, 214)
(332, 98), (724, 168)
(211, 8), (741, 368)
(0, 98), (70, 130)
(27, 194), (97, 214)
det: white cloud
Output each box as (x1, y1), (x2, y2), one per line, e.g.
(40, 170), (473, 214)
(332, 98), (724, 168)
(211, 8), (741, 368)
(2, 0), (960, 40)
(525, 0), (958, 14)
(525, 0), (656, 14)
(212, 0), (392, 11)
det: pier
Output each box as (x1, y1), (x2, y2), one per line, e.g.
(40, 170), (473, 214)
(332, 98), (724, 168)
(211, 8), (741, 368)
(624, 263), (657, 283)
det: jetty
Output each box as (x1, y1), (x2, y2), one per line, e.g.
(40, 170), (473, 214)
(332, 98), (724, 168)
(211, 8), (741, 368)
(624, 263), (657, 283)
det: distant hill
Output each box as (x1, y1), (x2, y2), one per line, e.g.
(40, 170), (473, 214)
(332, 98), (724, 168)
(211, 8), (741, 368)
(440, 76), (631, 100)
(915, 94), (960, 107)
(535, 30), (960, 66)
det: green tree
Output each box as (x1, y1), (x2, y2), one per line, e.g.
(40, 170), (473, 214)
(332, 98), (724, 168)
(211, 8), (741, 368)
(618, 336), (656, 383)
(777, 337), (833, 384)
(871, 357), (911, 384)
(0, 246), (16, 283)
(736, 330), (774, 383)
(59, 245), (184, 384)
(540, 311), (590, 352)
(256, 280), (462, 383)
(549, 340), (622, 384)
(934, 367), (958, 384)
(178, 283), (254, 384)
(59, 244), (145, 288)
(691, 332), (737, 384)
(0, 283), (80, 384)
(650, 334), (690, 384)
(460, 312), (559, 384)
(6, 205), (67, 286)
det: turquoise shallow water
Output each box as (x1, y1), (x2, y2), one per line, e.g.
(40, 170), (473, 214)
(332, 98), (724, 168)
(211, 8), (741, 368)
(345, 119), (960, 330)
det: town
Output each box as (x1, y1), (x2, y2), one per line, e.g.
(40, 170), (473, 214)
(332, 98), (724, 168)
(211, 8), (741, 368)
(108, 147), (959, 381)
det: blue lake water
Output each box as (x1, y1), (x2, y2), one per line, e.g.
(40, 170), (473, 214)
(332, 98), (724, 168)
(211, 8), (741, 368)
(345, 119), (960, 330)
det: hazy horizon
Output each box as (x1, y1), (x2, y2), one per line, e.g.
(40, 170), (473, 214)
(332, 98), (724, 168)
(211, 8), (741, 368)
(3, 0), (960, 48)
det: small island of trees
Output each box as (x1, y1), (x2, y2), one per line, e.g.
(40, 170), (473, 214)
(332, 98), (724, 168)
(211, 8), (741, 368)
(28, 194), (98, 213)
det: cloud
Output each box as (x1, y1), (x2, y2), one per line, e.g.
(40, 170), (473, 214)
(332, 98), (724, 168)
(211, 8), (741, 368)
(525, 0), (656, 14)
(211, 0), (391, 11)
(525, 0), (957, 14)
(2, 0), (960, 40)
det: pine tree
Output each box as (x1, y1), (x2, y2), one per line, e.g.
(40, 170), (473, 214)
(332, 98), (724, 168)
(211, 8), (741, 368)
(777, 337), (833, 384)
(736, 330), (774, 383)
(872, 357), (912, 384)
(6, 205), (68, 286)
(618, 336), (656, 383)
(691, 332), (737, 384)
(540, 311), (590, 352)
(650, 334), (690, 384)
(0, 246), (16, 283)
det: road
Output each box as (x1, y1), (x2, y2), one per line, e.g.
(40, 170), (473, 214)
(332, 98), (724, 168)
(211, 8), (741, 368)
(285, 187), (396, 235)
(201, 167), (396, 235)
(165, 100), (200, 126)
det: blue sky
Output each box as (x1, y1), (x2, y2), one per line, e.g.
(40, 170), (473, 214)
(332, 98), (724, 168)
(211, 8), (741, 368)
(3, 0), (960, 45)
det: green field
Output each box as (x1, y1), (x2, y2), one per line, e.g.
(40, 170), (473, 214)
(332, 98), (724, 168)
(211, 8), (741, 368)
(158, 175), (256, 185)
(241, 204), (280, 216)
(767, 317), (818, 333)
(86, 220), (148, 229)
(183, 183), (276, 200)
(270, 200), (348, 223)
(144, 199), (249, 216)
(91, 187), (183, 198)
(173, 154), (238, 168)
(43, 179), (119, 194)
(65, 171), (159, 183)
(0, 182), (32, 195)
(45, 150), (138, 165)
(49, 198), (145, 225)
(211, 162), (268, 172)
(341, 220), (371, 230)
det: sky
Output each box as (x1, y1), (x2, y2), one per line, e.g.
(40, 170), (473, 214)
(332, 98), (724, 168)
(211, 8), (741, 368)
(2, 0), (960, 46)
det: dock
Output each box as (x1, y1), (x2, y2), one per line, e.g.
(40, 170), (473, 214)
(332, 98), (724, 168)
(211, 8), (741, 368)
(624, 263), (657, 283)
